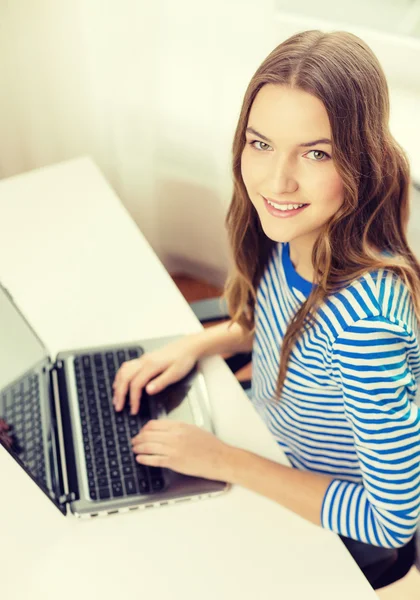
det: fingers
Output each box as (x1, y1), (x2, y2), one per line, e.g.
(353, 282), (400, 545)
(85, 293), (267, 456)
(135, 453), (165, 467)
(127, 366), (168, 415)
(128, 371), (146, 416)
(113, 358), (182, 415)
(130, 426), (170, 467)
(131, 420), (171, 444)
(143, 365), (178, 396)
(113, 358), (153, 413)
(132, 441), (168, 456)
(112, 359), (140, 410)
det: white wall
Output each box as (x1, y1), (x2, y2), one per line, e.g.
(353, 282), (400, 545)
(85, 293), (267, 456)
(1, 1), (419, 286)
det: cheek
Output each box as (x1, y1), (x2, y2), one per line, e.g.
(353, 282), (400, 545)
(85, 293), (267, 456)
(310, 169), (344, 210)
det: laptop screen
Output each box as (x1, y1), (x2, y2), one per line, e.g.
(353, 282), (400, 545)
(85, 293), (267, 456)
(0, 284), (64, 513)
(0, 284), (47, 390)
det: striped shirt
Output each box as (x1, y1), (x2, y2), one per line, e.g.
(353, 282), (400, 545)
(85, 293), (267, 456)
(251, 241), (420, 548)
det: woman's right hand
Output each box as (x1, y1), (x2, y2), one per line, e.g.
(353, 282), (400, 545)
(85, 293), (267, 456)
(112, 335), (202, 415)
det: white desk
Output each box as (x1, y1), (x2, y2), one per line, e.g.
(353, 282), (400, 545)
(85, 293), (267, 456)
(0, 158), (377, 600)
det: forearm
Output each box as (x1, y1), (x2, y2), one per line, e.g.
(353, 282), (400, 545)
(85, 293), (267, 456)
(193, 320), (254, 359)
(222, 446), (419, 547)
(225, 446), (333, 526)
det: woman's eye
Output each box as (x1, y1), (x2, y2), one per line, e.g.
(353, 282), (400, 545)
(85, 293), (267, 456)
(250, 140), (271, 151)
(305, 150), (330, 161)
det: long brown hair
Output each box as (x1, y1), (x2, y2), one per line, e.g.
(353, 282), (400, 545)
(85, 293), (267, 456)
(223, 30), (420, 401)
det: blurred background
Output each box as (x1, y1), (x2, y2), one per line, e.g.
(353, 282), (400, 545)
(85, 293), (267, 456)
(0, 0), (420, 286)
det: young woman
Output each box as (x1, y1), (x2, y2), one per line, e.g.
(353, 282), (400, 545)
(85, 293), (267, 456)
(112, 30), (420, 588)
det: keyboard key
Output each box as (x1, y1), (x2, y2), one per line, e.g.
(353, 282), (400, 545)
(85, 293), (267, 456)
(96, 456), (105, 467)
(151, 479), (164, 491)
(110, 469), (120, 480)
(124, 477), (137, 494)
(112, 481), (124, 497)
(138, 479), (150, 493)
(99, 487), (110, 500)
(95, 446), (104, 458)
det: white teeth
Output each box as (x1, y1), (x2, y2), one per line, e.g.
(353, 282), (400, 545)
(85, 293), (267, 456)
(267, 200), (305, 211)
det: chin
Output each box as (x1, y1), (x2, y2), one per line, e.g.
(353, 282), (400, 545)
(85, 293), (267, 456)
(258, 218), (296, 244)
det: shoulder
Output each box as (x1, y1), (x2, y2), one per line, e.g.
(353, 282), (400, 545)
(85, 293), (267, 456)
(319, 267), (418, 345)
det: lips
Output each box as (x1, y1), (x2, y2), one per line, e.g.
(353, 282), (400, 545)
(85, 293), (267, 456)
(263, 196), (309, 209)
(262, 196), (309, 219)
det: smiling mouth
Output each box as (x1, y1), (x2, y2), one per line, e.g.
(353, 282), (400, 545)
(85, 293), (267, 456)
(262, 196), (309, 211)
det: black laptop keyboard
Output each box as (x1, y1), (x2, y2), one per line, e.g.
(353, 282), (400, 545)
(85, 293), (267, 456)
(74, 347), (165, 501)
(0, 372), (47, 487)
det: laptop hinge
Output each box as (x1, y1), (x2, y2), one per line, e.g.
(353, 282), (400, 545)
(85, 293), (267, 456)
(50, 361), (80, 503)
(44, 363), (69, 503)
(58, 492), (76, 504)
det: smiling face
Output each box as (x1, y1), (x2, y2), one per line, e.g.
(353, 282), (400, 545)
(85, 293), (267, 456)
(241, 84), (344, 274)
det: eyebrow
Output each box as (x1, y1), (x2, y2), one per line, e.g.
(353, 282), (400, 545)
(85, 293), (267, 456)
(245, 127), (332, 147)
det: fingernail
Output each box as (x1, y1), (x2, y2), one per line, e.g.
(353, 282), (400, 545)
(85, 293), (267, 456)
(147, 383), (155, 392)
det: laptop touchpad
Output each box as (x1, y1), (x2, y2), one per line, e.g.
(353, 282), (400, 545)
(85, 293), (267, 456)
(155, 376), (198, 426)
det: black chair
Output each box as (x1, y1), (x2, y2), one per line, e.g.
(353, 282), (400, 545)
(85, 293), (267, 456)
(190, 295), (418, 589)
(373, 536), (416, 590)
(189, 296), (252, 398)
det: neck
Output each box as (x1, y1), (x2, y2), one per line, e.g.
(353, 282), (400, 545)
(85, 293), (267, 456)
(289, 238), (316, 283)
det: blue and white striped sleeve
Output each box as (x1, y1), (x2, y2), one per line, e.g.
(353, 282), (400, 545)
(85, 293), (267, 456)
(321, 316), (420, 548)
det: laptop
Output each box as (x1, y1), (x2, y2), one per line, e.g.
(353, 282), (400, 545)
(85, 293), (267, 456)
(0, 282), (229, 518)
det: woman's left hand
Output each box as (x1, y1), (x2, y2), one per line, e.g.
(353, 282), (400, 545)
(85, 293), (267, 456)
(131, 420), (233, 482)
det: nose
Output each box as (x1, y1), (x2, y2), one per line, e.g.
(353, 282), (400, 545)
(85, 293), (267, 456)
(265, 156), (298, 195)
